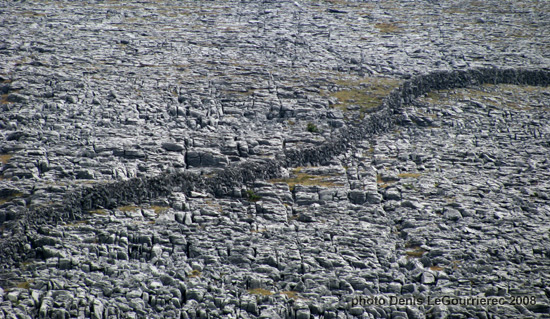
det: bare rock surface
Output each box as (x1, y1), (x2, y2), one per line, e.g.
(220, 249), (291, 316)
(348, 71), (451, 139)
(1, 0), (550, 318)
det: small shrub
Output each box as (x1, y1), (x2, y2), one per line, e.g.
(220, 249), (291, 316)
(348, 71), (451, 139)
(246, 190), (262, 202)
(306, 123), (319, 133)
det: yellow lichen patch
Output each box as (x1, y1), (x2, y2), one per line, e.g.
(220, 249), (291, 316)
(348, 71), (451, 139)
(247, 288), (273, 296)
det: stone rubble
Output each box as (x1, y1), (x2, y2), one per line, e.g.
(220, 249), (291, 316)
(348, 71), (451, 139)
(1, 0), (550, 318)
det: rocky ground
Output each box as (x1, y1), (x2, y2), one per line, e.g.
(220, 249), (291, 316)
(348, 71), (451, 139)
(1, 0), (550, 318)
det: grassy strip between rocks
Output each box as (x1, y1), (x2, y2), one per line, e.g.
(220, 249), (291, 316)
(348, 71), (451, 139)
(247, 288), (304, 300)
(421, 84), (549, 111)
(188, 269), (201, 278)
(117, 205), (170, 215)
(269, 167), (344, 190)
(323, 77), (402, 118)
(0, 154), (12, 165)
(374, 22), (401, 33)
(0, 192), (24, 205)
(377, 172), (422, 188)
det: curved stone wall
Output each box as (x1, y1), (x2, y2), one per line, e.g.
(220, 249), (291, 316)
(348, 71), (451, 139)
(1, 67), (549, 266)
